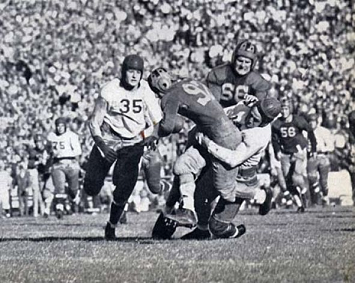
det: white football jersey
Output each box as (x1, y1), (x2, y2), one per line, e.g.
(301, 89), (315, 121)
(100, 79), (161, 139)
(47, 130), (82, 158)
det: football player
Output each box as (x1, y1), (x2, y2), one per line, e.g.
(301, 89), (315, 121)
(27, 134), (48, 217)
(147, 67), (242, 227)
(271, 97), (317, 212)
(306, 113), (334, 206)
(83, 54), (163, 240)
(205, 40), (271, 107)
(152, 97), (281, 240)
(47, 117), (82, 219)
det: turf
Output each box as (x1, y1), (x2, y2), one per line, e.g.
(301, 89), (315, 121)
(0, 206), (354, 283)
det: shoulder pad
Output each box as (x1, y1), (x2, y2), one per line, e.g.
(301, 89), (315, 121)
(245, 71), (271, 91)
(101, 78), (121, 101)
(206, 63), (233, 86)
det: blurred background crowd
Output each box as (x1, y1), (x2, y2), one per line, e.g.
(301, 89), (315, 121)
(0, 0), (354, 217)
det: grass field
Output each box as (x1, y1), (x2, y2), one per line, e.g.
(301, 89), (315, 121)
(1, 206), (354, 283)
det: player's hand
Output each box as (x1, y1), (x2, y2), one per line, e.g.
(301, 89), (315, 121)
(144, 135), (159, 151)
(196, 132), (211, 148)
(243, 94), (259, 107)
(100, 144), (117, 163)
(275, 151), (282, 161)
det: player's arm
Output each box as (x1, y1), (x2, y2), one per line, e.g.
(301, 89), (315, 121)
(204, 70), (222, 101)
(299, 117), (317, 154)
(158, 98), (180, 137)
(271, 124), (282, 160)
(71, 133), (82, 158)
(196, 132), (263, 168)
(89, 96), (117, 162)
(250, 72), (271, 100)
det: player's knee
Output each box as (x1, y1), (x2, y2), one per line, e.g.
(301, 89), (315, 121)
(146, 181), (161, 194)
(307, 172), (317, 185)
(83, 177), (103, 197)
(292, 174), (305, 188)
(209, 217), (230, 238)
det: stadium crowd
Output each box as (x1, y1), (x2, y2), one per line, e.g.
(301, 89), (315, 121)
(0, 0), (354, 218)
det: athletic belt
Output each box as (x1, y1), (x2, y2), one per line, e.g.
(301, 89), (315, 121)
(53, 157), (76, 163)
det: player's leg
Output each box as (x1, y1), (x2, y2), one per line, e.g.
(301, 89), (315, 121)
(142, 150), (163, 194)
(28, 169), (42, 217)
(65, 160), (81, 213)
(51, 166), (67, 219)
(168, 145), (207, 226)
(181, 166), (218, 240)
(318, 154), (331, 205)
(307, 156), (320, 205)
(83, 145), (113, 197)
(105, 144), (144, 240)
(209, 196), (246, 239)
(293, 150), (309, 211)
(152, 176), (180, 240)
(42, 176), (55, 217)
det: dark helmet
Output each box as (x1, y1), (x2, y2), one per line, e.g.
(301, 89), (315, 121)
(232, 40), (258, 69)
(121, 54), (144, 76)
(307, 113), (318, 123)
(280, 96), (294, 113)
(256, 97), (281, 124)
(55, 117), (67, 126)
(34, 133), (44, 143)
(147, 67), (172, 95)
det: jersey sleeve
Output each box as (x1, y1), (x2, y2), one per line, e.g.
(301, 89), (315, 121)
(206, 127), (269, 168)
(158, 95), (180, 137)
(70, 132), (82, 157)
(298, 116), (317, 153)
(248, 72), (271, 100)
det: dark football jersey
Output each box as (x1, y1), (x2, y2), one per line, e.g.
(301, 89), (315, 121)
(272, 115), (316, 154)
(205, 63), (271, 108)
(159, 78), (233, 141)
(28, 146), (50, 175)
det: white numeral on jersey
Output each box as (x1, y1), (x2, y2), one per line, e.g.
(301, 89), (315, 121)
(182, 81), (214, 106)
(280, 127), (296, 138)
(221, 83), (249, 102)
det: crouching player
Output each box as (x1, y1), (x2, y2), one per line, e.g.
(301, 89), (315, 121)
(152, 97), (281, 240)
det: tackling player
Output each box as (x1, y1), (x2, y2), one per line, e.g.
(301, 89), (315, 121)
(83, 54), (162, 240)
(147, 67), (242, 226)
(205, 40), (271, 107)
(47, 117), (82, 219)
(152, 97), (281, 240)
(271, 97), (317, 212)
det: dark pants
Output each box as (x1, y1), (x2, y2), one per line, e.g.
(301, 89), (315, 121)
(84, 144), (144, 224)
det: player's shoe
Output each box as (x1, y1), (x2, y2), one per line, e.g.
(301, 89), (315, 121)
(119, 211), (128, 224)
(104, 222), (116, 241)
(231, 224), (246, 239)
(165, 208), (197, 228)
(152, 212), (178, 240)
(297, 206), (305, 213)
(56, 209), (63, 220)
(181, 228), (211, 240)
(259, 186), (273, 216)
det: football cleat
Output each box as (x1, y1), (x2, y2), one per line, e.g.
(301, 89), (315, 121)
(181, 228), (211, 240)
(232, 224), (246, 238)
(259, 186), (273, 216)
(104, 222), (116, 241)
(165, 208), (197, 228)
(297, 206), (305, 213)
(152, 212), (177, 240)
(56, 209), (63, 220)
